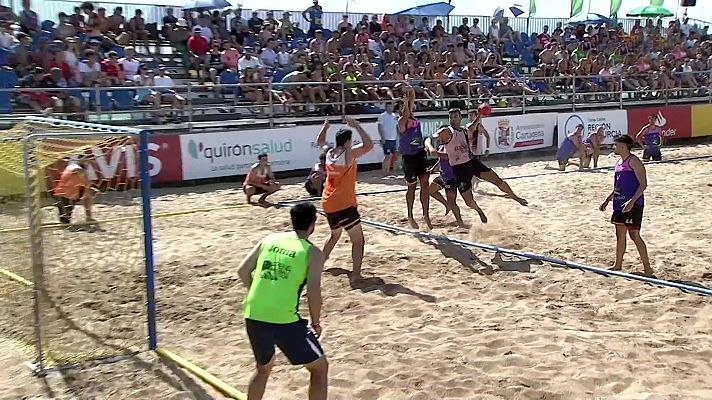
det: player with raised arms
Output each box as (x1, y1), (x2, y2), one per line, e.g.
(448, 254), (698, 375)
(635, 114), (664, 162)
(317, 117), (374, 284)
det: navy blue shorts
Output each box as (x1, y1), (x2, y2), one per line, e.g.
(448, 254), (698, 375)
(382, 140), (397, 155)
(246, 319), (324, 366)
(643, 146), (661, 161)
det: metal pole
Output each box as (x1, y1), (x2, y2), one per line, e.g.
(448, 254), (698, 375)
(22, 137), (46, 375)
(340, 81), (346, 122)
(138, 131), (158, 351)
(187, 83), (193, 132)
(619, 74), (624, 109)
(571, 76), (577, 111)
(268, 80), (274, 129)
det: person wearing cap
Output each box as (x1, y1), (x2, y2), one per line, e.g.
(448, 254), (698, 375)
(317, 117), (374, 284)
(238, 46), (262, 75)
(188, 27), (211, 83)
(599, 135), (652, 276)
(303, 0), (323, 38)
(78, 49), (104, 86)
(52, 159), (98, 226)
(154, 66), (186, 122)
(100, 50), (125, 86)
(169, 18), (192, 68)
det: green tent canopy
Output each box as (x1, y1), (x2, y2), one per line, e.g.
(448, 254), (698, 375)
(626, 5), (674, 17)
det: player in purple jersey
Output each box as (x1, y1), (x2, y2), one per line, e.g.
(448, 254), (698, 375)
(398, 88), (432, 230)
(425, 129), (465, 228)
(635, 114), (663, 162)
(599, 135), (652, 276)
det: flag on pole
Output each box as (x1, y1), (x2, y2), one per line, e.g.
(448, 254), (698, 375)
(570, 0), (583, 17)
(529, 0), (536, 16)
(610, 0), (622, 16)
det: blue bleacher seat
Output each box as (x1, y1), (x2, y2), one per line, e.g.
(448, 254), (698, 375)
(112, 89), (134, 110)
(67, 88), (86, 108)
(0, 48), (8, 66)
(520, 50), (538, 68)
(0, 69), (18, 113)
(504, 41), (519, 57)
(272, 69), (289, 84)
(521, 34), (532, 46)
(110, 46), (125, 58)
(89, 88), (112, 111)
(218, 71), (241, 96)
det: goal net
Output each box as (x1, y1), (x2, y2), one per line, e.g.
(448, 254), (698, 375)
(0, 117), (155, 372)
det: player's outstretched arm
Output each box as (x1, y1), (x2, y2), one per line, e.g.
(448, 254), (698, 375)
(346, 117), (374, 159)
(316, 119), (331, 147)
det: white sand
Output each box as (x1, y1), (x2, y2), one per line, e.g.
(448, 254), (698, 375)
(2, 143), (712, 399)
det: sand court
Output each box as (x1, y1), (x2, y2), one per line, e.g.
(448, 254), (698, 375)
(1, 143), (712, 399)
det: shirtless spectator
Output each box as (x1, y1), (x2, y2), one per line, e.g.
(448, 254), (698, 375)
(128, 9), (150, 53)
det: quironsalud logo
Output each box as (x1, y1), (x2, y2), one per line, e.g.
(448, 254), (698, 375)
(187, 139), (203, 159)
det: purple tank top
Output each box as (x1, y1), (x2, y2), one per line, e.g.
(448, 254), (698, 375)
(437, 145), (455, 181)
(644, 127), (661, 147)
(613, 155), (644, 211)
(399, 118), (425, 156)
(557, 136), (578, 160)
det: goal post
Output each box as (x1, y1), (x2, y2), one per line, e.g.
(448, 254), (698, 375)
(1, 117), (157, 374)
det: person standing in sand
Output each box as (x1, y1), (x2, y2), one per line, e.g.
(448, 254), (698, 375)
(238, 202), (328, 400)
(52, 159), (98, 226)
(398, 88), (432, 230)
(435, 109), (528, 224)
(317, 117), (374, 283)
(243, 153), (281, 205)
(599, 135), (652, 276)
(635, 114), (664, 162)
(465, 106), (492, 190)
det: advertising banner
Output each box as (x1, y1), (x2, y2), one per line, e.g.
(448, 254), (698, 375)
(557, 110), (628, 145)
(45, 134), (183, 190)
(480, 113), (557, 154)
(691, 104), (712, 137)
(626, 105), (692, 140)
(179, 123), (384, 180)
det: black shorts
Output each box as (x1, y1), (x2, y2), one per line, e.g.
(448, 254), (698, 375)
(433, 176), (457, 191)
(325, 206), (361, 230)
(246, 319), (324, 366)
(244, 185), (267, 195)
(401, 150), (428, 184)
(453, 158), (493, 193)
(611, 205), (644, 231)
(643, 146), (662, 162)
(382, 140), (397, 155)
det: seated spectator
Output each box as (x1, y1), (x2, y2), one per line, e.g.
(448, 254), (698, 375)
(55, 12), (76, 40)
(100, 50), (125, 86)
(107, 7), (125, 36)
(238, 46), (262, 76)
(170, 18), (191, 68)
(132, 66), (161, 122)
(243, 153), (281, 205)
(19, 0), (39, 35)
(41, 67), (81, 116)
(214, 41), (240, 80)
(276, 43), (292, 70)
(248, 11), (263, 34)
(128, 9), (150, 53)
(118, 47), (140, 79)
(153, 66), (186, 122)
(187, 27), (210, 83)
(162, 8), (178, 39)
(46, 48), (72, 83)
(78, 49), (104, 86)
(260, 38), (278, 69)
(278, 12), (294, 40)
(206, 39), (224, 84)
(0, 23), (17, 49)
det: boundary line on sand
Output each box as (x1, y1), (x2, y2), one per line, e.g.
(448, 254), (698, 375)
(277, 154), (712, 206)
(358, 218), (712, 297)
(156, 348), (247, 400)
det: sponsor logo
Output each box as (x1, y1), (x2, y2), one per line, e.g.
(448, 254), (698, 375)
(187, 139), (293, 163)
(564, 114), (623, 139)
(653, 110), (677, 137)
(496, 118), (546, 149)
(495, 119), (513, 149)
(71, 142), (163, 181)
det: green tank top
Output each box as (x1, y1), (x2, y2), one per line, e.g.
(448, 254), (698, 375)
(243, 232), (312, 324)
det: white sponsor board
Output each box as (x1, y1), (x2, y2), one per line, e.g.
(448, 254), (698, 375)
(179, 123), (385, 180)
(479, 113), (557, 154)
(557, 110), (628, 146)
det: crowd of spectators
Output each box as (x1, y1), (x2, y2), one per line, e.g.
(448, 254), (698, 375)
(1, 0), (712, 120)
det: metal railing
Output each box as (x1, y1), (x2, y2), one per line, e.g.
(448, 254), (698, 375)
(2, 71), (711, 131)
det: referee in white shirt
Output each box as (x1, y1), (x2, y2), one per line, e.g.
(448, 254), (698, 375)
(377, 102), (399, 177)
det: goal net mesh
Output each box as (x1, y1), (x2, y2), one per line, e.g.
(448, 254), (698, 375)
(0, 119), (148, 369)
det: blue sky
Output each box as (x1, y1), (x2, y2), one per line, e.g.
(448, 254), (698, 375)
(235, 0), (711, 22)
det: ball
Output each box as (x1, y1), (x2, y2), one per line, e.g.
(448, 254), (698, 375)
(478, 103), (492, 117)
